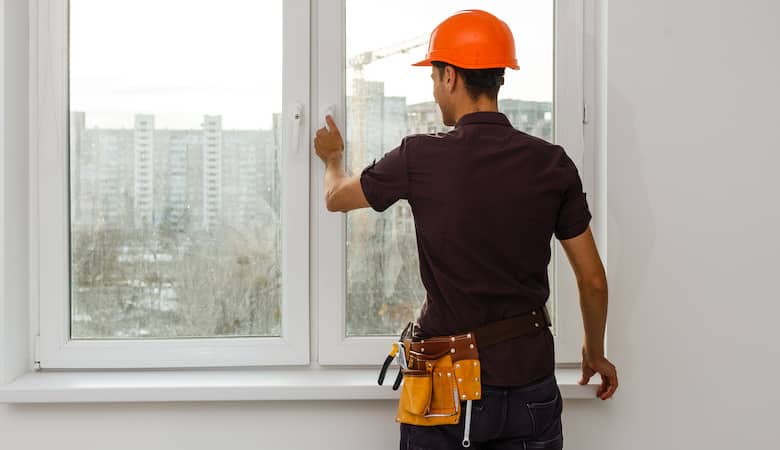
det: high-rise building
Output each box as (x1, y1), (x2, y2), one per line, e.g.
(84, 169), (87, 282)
(202, 115), (223, 230)
(383, 96), (407, 151)
(134, 114), (155, 227)
(72, 112), (284, 233)
(407, 101), (450, 135)
(498, 99), (553, 141)
(98, 132), (123, 226)
(347, 79), (385, 172)
(163, 135), (189, 231)
(222, 130), (261, 227)
(405, 99), (553, 142)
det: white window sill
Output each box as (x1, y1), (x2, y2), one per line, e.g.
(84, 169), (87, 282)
(0, 367), (600, 403)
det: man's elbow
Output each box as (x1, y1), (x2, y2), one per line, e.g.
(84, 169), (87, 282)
(324, 176), (368, 213)
(579, 276), (608, 294)
(325, 191), (346, 213)
(325, 194), (338, 212)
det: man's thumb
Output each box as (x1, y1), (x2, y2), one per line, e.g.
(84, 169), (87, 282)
(326, 115), (340, 135)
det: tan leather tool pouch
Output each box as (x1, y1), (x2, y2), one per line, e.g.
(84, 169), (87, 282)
(396, 354), (463, 426)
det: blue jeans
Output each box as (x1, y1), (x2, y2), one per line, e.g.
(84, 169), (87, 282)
(399, 373), (564, 450)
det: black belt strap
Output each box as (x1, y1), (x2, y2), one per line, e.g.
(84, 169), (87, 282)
(473, 305), (552, 349)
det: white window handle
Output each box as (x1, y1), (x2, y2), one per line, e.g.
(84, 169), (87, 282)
(292, 102), (304, 154)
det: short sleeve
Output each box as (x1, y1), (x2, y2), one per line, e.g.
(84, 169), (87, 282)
(554, 152), (592, 240)
(359, 138), (411, 212)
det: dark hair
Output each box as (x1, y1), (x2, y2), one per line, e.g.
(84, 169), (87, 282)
(431, 61), (505, 101)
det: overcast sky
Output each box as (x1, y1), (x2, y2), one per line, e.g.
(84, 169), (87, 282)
(70, 0), (552, 130)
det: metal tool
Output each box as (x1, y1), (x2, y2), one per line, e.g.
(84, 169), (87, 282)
(377, 342), (399, 386)
(379, 321), (415, 389)
(462, 399), (473, 447)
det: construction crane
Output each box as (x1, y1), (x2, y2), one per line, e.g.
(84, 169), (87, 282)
(348, 34), (428, 79)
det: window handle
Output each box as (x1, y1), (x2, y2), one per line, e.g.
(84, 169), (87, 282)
(292, 102), (304, 155)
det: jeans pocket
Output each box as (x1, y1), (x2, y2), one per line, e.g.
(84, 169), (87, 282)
(525, 383), (562, 440)
(467, 389), (504, 442)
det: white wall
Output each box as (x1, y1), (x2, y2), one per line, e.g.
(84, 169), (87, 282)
(602, 0), (779, 448)
(3, 0), (779, 449)
(1, 0), (31, 387)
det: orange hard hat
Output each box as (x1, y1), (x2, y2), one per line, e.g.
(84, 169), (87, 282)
(413, 9), (519, 70)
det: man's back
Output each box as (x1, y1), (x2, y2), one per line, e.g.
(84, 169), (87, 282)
(315, 10), (615, 449)
(360, 110), (592, 386)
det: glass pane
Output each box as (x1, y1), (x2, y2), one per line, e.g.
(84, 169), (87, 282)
(69, 0), (283, 339)
(345, 1), (554, 336)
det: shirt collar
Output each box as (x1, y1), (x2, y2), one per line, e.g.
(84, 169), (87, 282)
(454, 111), (512, 128)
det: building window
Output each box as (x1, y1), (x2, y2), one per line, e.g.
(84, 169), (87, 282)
(36, 0), (309, 368)
(35, 0), (584, 369)
(318, 0), (586, 364)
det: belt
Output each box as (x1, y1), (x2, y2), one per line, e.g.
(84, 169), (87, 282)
(379, 304), (553, 448)
(403, 304), (552, 371)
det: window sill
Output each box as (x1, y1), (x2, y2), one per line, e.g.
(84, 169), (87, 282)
(0, 367), (600, 403)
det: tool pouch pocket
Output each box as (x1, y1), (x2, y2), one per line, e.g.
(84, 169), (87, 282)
(453, 358), (482, 401)
(396, 355), (461, 426)
(399, 369), (432, 415)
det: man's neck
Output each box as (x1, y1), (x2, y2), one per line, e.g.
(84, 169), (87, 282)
(453, 99), (499, 124)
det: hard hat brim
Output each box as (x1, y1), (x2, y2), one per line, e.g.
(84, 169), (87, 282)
(411, 58), (433, 67)
(411, 57), (519, 70)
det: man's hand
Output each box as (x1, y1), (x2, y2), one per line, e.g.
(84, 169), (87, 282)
(578, 345), (619, 400)
(314, 115), (344, 164)
(313, 114), (370, 212)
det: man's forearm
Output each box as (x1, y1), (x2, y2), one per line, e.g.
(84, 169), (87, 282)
(324, 153), (347, 200)
(579, 283), (608, 359)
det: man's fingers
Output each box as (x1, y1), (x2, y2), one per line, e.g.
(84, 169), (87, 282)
(325, 115), (341, 136)
(597, 374), (617, 399)
(603, 382), (616, 399)
(606, 374), (618, 397)
(597, 375), (608, 396)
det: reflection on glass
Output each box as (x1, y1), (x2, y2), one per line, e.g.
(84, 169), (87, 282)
(69, 0), (283, 339)
(345, 0), (555, 336)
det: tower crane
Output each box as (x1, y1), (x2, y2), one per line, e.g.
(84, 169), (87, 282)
(348, 35), (428, 79)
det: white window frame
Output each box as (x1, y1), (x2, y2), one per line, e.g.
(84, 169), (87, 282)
(317, 0), (590, 365)
(33, 0), (311, 368)
(2, 0), (607, 402)
(30, 0), (596, 370)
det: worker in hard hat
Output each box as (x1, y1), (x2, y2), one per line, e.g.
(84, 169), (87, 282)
(315, 9), (617, 450)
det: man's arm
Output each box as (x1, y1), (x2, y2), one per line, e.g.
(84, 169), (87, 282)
(323, 154), (370, 212)
(559, 226), (608, 358)
(559, 226), (619, 400)
(314, 115), (370, 213)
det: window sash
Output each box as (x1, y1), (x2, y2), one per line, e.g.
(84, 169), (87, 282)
(316, 0), (588, 365)
(35, 0), (310, 368)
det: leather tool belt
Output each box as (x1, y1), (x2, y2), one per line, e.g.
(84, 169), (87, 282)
(377, 304), (552, 448)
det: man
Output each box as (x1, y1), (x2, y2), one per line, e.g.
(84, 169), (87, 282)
(314, 9), (617, 450)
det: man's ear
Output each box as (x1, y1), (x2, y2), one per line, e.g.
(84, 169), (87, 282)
(445, 66), (457, 92)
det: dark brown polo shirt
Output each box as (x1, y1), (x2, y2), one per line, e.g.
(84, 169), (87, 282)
(359, 111), (592, 386)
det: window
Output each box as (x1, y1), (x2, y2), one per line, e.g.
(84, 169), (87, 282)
(318, 0), (586, 364)
(34, 0), (586, 369)
(36, 0), (309, 368)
